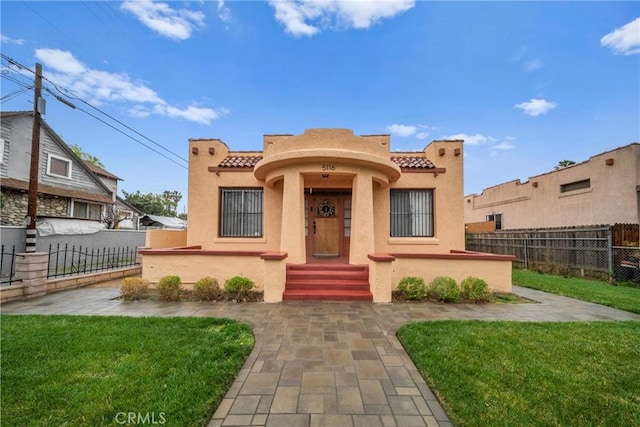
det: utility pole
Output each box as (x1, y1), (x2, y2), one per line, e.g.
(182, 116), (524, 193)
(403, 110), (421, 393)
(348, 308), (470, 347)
(26, 63), (43, 253)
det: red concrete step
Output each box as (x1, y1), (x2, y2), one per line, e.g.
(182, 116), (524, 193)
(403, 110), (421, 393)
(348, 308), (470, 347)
(282, 289), (373, 301)
(283, 263), (372, 301)
(286, 270), (369, 281)
(285, 279), (370, 291)
(287, 263), (368, 272)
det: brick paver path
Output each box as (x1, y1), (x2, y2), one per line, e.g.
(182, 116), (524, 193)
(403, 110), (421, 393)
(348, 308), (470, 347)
(3, 284), (638, 427)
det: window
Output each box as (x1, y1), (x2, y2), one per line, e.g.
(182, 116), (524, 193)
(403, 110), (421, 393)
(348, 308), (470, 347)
(72, 201), (103, 220)
(390, 189), (434, 237)
(486, 213), (502, 230)
(344, 198), (352, 237)
(220, 188), (263, 237)
(560, 179), (590, 193)
(47, 154), (72, 178)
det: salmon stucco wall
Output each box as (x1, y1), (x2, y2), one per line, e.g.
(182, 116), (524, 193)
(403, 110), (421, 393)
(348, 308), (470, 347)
(142, 253), (265, 289)
(145, 229), (187, 249)
(391, 256), (512, 293)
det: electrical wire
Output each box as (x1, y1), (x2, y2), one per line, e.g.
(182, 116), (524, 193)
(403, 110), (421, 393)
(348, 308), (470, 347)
(1, 54), (188, 167)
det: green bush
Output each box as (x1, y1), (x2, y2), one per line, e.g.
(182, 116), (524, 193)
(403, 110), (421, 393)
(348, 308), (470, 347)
(224, 276), (255, 298)
(120, 277), (149, 301)
(193, 276), (220, 301)
(429, 276), (460, 302)
(460, 276), (490, 302)
(157, 275), (182, 301)
(397, 276), (428, 300)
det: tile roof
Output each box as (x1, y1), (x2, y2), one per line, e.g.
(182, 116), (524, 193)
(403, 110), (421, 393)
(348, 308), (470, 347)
(218, 155), (263, 168)
(390, 156), (436, 169)
(217, 154), (436, 169)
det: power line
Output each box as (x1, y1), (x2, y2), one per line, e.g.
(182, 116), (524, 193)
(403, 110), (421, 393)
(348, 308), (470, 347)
(1, 54), (188, 167)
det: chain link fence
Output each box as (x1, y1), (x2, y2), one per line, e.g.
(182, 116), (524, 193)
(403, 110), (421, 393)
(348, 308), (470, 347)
(466, 226), (639, 283)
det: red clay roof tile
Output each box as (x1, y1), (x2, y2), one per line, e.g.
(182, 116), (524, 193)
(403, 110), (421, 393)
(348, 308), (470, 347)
(218, 154), (435, 169)
(390, 156), (436, 169)
(218, 155), (263, 168)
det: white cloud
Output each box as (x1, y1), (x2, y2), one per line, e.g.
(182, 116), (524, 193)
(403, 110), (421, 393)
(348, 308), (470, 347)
(268, 0), (414, 37)
(35, 48), (86, 75)
(523, 59), (542, 72)
(514, 98), (557, 116)
(385, 124), (417, 137)
(443, 133), (490, 146)
(601, 17), (640, 56)
(1, 34), (26, 45)
(217, 0), (232, 24)
(36, 48), (222, 125)
(415, 131), (430, 140)
(120, 0), (205, 41)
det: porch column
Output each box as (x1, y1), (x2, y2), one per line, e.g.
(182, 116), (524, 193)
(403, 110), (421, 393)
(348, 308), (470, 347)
(280, 172), (306, 264)
(350, 173), (375, 264)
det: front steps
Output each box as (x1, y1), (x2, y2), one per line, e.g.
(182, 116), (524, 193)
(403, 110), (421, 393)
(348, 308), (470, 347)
(283, 263), (373, 301)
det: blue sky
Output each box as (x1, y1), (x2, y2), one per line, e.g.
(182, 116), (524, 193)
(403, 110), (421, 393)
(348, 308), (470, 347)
(2, 1), (639, 214)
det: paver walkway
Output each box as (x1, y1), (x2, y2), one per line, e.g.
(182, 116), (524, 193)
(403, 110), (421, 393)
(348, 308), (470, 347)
(2, 284), (639, 427)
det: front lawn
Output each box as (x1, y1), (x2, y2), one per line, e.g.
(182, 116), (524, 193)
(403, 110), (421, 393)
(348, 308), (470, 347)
(513, 268), (640, 314)
(1, 315), (254, 426)
(397, 320), (640, 427)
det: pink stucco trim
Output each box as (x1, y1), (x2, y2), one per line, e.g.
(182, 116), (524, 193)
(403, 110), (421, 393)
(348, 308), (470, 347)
(139, 247), (267, 257)
(368, 253), (396, 262)
(261, 252), (288, 260)
(390, 250), (515, 261)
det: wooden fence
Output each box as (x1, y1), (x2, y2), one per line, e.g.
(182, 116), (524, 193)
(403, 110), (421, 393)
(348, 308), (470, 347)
(466, 224), (640, 281)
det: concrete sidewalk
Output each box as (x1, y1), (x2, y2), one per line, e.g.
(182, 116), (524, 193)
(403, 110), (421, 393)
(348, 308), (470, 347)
(2, 284), (639, 427)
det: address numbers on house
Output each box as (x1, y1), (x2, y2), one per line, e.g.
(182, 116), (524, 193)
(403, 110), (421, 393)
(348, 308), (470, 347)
(321, 163), (336, 171)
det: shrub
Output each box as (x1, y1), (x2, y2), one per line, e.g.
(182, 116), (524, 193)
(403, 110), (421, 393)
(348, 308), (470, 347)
(429, 276), (460, 302)
(224, 276), (255, 299)
(120, 277), (149, 301)
(397, 277), (427, 300)
(460, 276), (490, 302)
(193, 276), (220, 301)
(157, 275), (182, 301)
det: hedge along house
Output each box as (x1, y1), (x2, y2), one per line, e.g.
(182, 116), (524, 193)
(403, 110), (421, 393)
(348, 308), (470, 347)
(141, 128), (513, 302)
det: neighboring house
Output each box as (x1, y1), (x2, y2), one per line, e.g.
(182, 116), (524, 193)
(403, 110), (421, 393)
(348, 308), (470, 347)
(464, 143), (640, 231)
(141, 128), (513, 302)
(140, 214), (186, 230)
(83, 161), (141, 229)
(0, 111), (127, 231)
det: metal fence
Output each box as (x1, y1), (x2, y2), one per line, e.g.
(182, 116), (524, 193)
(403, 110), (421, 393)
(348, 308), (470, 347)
(1, 243), (139, 286)
(1, 244), (18, 286)
(47, 244), (138, 279)
(466, 226), (640, 283)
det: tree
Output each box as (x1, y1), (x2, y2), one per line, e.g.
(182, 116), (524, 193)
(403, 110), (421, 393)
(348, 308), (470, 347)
(70, 144), (105, 168)
(554, 160), (576, 170)
(122, 190), (182, 217)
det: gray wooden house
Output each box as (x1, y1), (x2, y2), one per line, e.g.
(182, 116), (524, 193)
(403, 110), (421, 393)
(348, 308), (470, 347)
(1, 111), (116, 230)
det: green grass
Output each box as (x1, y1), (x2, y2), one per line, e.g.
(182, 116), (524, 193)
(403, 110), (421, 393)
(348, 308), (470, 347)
(397, 320), (640, 427)
(1, 315), (254, 426)
(512, 268), (640, 314)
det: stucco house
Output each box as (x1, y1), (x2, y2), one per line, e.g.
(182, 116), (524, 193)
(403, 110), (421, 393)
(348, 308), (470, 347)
(464, 143), (640, 231)
(0, 111), (134, 231)
(141, 128), (513, 302)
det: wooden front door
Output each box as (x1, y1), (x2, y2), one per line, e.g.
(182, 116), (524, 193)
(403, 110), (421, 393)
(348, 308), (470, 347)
(312, 197), (341, 257)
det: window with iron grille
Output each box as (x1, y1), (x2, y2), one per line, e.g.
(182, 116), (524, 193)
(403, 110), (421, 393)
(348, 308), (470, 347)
(220, 188), (263, 237)
(390, 189), (434, 237)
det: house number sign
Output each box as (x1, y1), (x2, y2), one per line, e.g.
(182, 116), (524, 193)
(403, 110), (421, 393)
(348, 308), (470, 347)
(317, 201), (336, 217)
(321, 163), (336, 171)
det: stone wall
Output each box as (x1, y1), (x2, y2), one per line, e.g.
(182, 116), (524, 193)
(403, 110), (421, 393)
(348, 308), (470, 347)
(1, 189), (69, 226)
